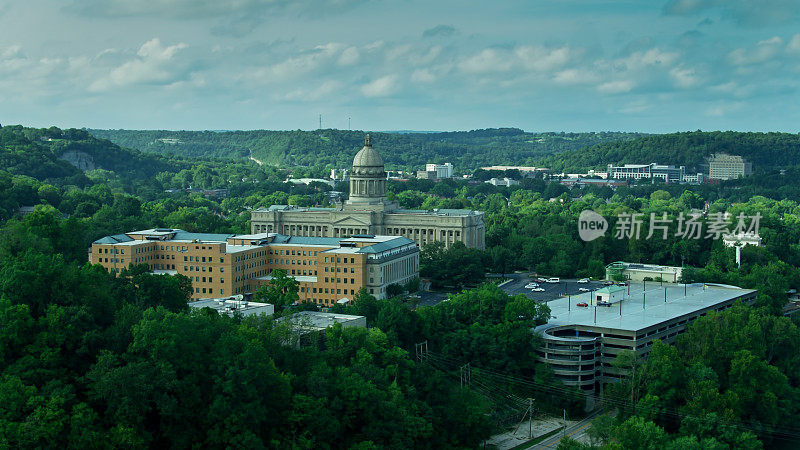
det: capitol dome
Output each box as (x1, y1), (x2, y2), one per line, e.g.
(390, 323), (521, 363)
(348, 134), (388, 205)
(352, 134), (384, 173)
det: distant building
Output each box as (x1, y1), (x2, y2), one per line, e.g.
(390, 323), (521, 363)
(251, 135), (485, 249)
(681, 173), (705, 184)
(607, 163), (686, 183)
(286, 178), (336, 188)
(708, 154), (752, 180)
(560, 178), (626, 188)
(485, 177), (519, 186)
(481, 165), (550, 175)
(416, 170), (439, 180)
(536, 282), (757, 394)
(425, 163), (454, 179)
(723, 232), (763, 248)
(561, 170), (608, 179)
(190, 296), (274, 317)
(605, 261), (683, 282)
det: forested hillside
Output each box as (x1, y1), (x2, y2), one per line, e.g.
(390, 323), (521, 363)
(88, 128), (646, 170)
(543, 131), (800, 173)
(3, 126), (178, 179)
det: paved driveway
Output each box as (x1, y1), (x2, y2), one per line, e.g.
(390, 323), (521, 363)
(500, 273), (605, 303)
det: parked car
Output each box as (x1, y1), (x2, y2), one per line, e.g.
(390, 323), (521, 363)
(577, 278), (590, 283)
(597, 301), (612, 307)
(546, 277), (560, 283)
(579, 287), (590, 292)
(617, 282), (628, 286)
(601, 281), (613, 286)
(536, 278), (548, 283)
(531, 287), (545, 292)
(524, 283), (539, 289)
(576, 302), (588, 307)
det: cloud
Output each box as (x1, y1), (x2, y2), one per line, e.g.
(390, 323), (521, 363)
(597, 80), (635, 94)
(670, 65), (700, 87)
(662, 0), (800, 26)
(423, 25), (456, 38)
(729, 36), (785, 65)
(361, 75), (398, 97)
(66, 0), (373, 18)
(282, 80), (342, 101)
(410, 69), (436, 83)
(88, 38), (191, 92)
(788, 34), (800, 53)
(458, 45), (576, 75)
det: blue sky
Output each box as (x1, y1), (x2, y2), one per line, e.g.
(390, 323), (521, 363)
(0, 0), (799, 132)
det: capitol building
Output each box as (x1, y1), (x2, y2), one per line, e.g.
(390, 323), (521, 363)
(250, 135), (485, 249)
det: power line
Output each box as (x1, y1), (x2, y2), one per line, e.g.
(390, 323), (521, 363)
(420, 350), (800, 442)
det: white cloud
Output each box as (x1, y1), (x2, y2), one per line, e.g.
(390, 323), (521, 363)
(515, 45), (574, 72)
(338, 46), (360, 66)
(88, 38), (190, 92)
(361, 75), (398, 97)
(410, 69), (436, 83)
(552, 69), (597, 85)
(729, 36), (784, 65)
(458, 48), (513, 74)
(282, 80), (341, 101)
(788, 34), (800, 53)
(670, 65), (700, 88)
(597, 80), (635, 94)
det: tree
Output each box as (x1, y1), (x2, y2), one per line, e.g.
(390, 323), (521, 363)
(254, 268), (300, 310)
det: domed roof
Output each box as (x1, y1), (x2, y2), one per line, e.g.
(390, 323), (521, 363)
(352, 134), (384, 169)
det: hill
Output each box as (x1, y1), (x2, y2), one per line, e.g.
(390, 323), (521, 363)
(1, 125), (179, 181)
(542, 131), (800, 173)
(87, 128), (646, 170)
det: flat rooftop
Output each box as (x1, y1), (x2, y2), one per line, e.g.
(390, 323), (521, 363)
(539, 282), (756, 333)
(278, 311), (365, 330)
(189, 298), (274, 317)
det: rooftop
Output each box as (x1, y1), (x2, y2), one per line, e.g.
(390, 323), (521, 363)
(537, 282), (756, 334)
(189, 298), (274, 317)
(278, 311), (366, 331)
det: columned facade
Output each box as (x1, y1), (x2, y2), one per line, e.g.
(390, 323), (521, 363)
(250, 134), (485, 250)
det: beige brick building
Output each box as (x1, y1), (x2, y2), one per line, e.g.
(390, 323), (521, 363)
(250, 135), (485, 249)
(91, 228), (419, 305)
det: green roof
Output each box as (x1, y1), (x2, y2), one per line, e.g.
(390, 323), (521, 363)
(596, 286), (626, 294)
(357, 237), (415, 253)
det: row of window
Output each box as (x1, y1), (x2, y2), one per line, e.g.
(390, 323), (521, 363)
(323, 277), (357, 284)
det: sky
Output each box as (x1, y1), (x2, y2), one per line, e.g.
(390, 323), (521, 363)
(0, 0), (799, 133)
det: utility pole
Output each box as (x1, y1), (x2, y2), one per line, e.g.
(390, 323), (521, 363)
(514, 398), (535, 438)
(348, 116), (351, 130)
(318, 114), (322, 130)
(460, 363), (471, 388)
(414, 341), (428, 363)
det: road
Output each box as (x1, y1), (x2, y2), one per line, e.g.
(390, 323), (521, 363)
(500, 273), (605, 303)
(527, 410), (606, 449)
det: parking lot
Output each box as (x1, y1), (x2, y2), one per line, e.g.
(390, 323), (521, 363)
(500, 273), (606, 302)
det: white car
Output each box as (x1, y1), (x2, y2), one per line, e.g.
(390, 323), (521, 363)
(579, 287), (590, 292)
(531, 287), (545, 292)
(525, 283), (539, 288)
(577, 278), (590, 284)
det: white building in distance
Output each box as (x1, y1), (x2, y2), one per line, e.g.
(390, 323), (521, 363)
(708, 154), (753, 180)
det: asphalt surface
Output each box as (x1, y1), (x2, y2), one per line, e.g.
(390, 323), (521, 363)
(500, 273), (606, 303)
(528, 410), (607, 449)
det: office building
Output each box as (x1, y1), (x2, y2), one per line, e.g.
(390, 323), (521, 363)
(251, 135), (485, 249)
(708, 154), (753, 180)
(605, 262), (683, 283)
(91, 228), (419, 304)
(425, 163), (454, 179)
(535, 282), (757, 393)
(485, 177), (519, 187)
(607, 163), (686, 183)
